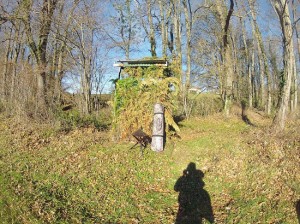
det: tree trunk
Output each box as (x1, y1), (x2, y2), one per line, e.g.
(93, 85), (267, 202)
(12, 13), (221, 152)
(290, 52), (297, 112)
(125, 0), (132, 59)
(169, 0), (182, 63)
(158, 0), (167, 57)
(11, 38), (21, 103)
(248, 0), (272, 114)
(269, 40), (280, 108)
(249, 49), (255, 108)
(167, 1), (174, 55)
(271, 0), (295, 130)
(292, 0), (299, 111)
(231, 35), (239, 101)
(1, 28), (12, 102)
(147, 0), (157, 57)
(54, 44), (66, 104)
(241, 18), (253, 108)
(223, 48), (234, 117)
(22, 0), (58, 109)
(173, 0), (182, 68)
(216, 0), (234, 116)
(81, 68), (91, 115)
(182, 0), (192, 116)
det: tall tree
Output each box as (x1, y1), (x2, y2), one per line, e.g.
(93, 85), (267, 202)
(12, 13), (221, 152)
(146, 0), (157, 57)
(270, 0), (296, 130)
(291, 0), (298, 111)
(0, 0), (59, 111)
(215, 0), (235, 116)
(107, 0), (138, 59)
(182, 0), (192, 116)
(241, 17), (253, 108)
(247, 0), (272, 114)
(66, 0), (105, 115)
(158, 0), (168, 57)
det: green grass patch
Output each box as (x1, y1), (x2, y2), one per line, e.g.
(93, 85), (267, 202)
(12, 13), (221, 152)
(0, 114), (299, 223)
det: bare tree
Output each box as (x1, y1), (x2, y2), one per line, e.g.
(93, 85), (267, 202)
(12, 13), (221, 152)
(247, 0), (272, 114)
(0, 0), (59, 115)
(66, 0), (104, 115)
(106, 0), (139, 59)
(291, 0), (299, 111)
(147, 0), (157, 57)
(215, 0), (235, 116)
(158, 0), (168, 57)
(182, 0), (192, 115)
(270, 0), (296, 130)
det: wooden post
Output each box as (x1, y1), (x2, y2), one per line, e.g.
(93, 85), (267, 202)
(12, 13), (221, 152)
(151, 103), (165, 152)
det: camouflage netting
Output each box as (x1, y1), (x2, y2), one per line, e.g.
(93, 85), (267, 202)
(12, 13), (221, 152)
(112, 65), (180, 140)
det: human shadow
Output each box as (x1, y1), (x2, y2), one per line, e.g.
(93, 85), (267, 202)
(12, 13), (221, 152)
(296, 199), (300, 224)
(174, 162), (214, 224)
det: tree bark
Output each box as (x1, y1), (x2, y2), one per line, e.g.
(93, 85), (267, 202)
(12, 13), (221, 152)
(248, 0), (272, 114)
(292, 0), (299, 111)
(21, 0), (58, 109)
(182, 0), (192, 116)
(241, 18), (253, 108)
(216, 0), (234, 116)
(172, 0), (182, 70)
(147, 0), (157, 57)
(270, 0), (295, 130)
(1, 27), (12, 102)
(10, 27), (22, 103)
(158, 0), (167, 57)
(125, 0), (132, 59)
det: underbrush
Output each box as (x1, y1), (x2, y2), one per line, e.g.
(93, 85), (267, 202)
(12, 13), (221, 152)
(177, 93), (223, 117)
(55, 108), (111, 132)
(234, 121), (300, 223)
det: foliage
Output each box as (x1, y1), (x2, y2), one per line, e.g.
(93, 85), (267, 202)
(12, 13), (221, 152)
(113, 65), (180, 140)
(55, 109), (111, 132)
(185, 93), (223, 117)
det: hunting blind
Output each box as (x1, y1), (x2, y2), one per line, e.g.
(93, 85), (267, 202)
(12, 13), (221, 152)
(112, 58), (180, 143)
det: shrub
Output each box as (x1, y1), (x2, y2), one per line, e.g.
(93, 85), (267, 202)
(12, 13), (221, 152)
(188, 93), (223, 117)
(56, 109), (110, 132)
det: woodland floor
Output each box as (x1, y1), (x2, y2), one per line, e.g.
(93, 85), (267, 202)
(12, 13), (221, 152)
(0, 109), (299, 223)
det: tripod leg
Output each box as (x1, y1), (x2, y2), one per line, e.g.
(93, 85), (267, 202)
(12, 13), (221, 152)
(130, 142), (139, 150)
(140, 144), (144, 157)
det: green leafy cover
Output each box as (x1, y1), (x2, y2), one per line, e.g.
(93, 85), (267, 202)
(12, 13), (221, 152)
(112, 66), (180, 140)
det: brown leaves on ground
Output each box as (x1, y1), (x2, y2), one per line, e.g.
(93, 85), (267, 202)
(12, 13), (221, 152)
(0, 111), (299, 223)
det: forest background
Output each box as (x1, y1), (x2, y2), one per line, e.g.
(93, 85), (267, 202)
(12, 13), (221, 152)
(0, 0), (299, 131)
(0, 0), (300, 223)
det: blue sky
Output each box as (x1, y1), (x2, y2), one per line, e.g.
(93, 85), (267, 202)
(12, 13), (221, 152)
(69, 0), (297, 94)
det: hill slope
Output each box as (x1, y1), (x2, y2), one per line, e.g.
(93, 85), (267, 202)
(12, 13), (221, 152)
(0, 113), (299, 223)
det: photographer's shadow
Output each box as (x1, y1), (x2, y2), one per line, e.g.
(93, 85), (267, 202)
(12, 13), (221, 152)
(174, 162), (214, 224)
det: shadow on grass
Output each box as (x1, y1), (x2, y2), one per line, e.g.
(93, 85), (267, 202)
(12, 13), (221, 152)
(241, 101), (255, 126)
(296, 200), (300, 224)
(174, 162), (214, 224)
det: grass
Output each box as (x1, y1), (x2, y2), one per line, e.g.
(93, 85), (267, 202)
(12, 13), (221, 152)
(0, 111), (299, 223)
